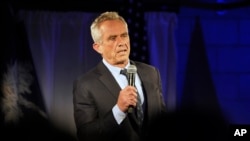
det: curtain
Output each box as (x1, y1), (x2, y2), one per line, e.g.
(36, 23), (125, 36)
(18, 11), (101, 135)
(17, 11), (177, 135)
(145, 12), (178, 111)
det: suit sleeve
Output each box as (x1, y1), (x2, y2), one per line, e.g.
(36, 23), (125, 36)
(72, 77), (120, 141)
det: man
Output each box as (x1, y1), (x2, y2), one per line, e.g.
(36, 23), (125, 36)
(73, 11), (166, 141)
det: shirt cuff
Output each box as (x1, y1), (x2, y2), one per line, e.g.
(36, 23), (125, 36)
(112, 104), (126, 124)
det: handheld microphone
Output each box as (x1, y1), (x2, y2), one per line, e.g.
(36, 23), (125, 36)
(127, 65), (137, 113)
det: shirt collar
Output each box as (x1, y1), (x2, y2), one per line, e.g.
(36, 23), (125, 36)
(102, 59), (130, 76)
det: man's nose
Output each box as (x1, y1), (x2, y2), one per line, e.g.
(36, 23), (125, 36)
(118, 37), (125, 46)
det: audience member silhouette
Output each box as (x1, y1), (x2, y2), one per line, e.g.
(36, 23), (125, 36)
(146, 108), (229, 141)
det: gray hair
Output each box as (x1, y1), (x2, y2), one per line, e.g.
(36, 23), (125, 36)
(90, 11), (128, 43)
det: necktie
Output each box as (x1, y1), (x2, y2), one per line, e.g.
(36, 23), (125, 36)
(120, 69), (144, 125)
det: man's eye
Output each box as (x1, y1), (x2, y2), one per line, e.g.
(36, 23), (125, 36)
(109, 37), (116, 41)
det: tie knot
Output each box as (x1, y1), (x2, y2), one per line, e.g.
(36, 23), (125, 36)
(120, 69), (128, 78)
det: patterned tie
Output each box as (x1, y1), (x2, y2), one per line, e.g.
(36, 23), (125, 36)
(120, 69), (144, 125)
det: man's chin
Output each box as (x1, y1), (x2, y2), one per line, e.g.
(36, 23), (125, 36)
(116, 58), (129, 65)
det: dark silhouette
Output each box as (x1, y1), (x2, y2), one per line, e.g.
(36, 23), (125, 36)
(147, 108), (229, 141)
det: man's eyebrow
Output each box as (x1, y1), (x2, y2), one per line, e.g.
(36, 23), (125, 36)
(121, 32), (128, 36)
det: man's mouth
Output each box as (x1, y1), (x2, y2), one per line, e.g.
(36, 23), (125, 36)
(117, 49), (127, 53)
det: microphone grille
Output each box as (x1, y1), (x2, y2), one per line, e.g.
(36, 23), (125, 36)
(127, 65), (137, 73)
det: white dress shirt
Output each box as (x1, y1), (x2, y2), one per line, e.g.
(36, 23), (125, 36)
(102, 59), (144, 124)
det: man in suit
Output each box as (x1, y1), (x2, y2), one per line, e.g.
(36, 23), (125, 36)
(73, 11), (167, 141)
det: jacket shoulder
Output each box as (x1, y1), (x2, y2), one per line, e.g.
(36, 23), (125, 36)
(133, 61), (157, 71)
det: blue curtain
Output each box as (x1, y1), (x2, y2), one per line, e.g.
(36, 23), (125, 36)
(145, 12), (178, 111)
(17, 11), (101, 135)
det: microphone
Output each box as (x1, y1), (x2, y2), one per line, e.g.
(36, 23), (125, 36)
(127, 65), (137, 113)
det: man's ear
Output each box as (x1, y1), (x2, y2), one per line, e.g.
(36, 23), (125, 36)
(93, 43), (102, 54)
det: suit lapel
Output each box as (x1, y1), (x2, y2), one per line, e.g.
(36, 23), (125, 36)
(96, 62), (121, 100)
(97, 62), (141, 128)
(137, 70), (152, 114)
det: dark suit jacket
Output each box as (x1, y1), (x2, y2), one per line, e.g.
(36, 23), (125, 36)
(73, 60), (166, 141)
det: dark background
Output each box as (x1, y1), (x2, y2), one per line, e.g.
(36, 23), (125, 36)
(8, 0), (250, 12)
